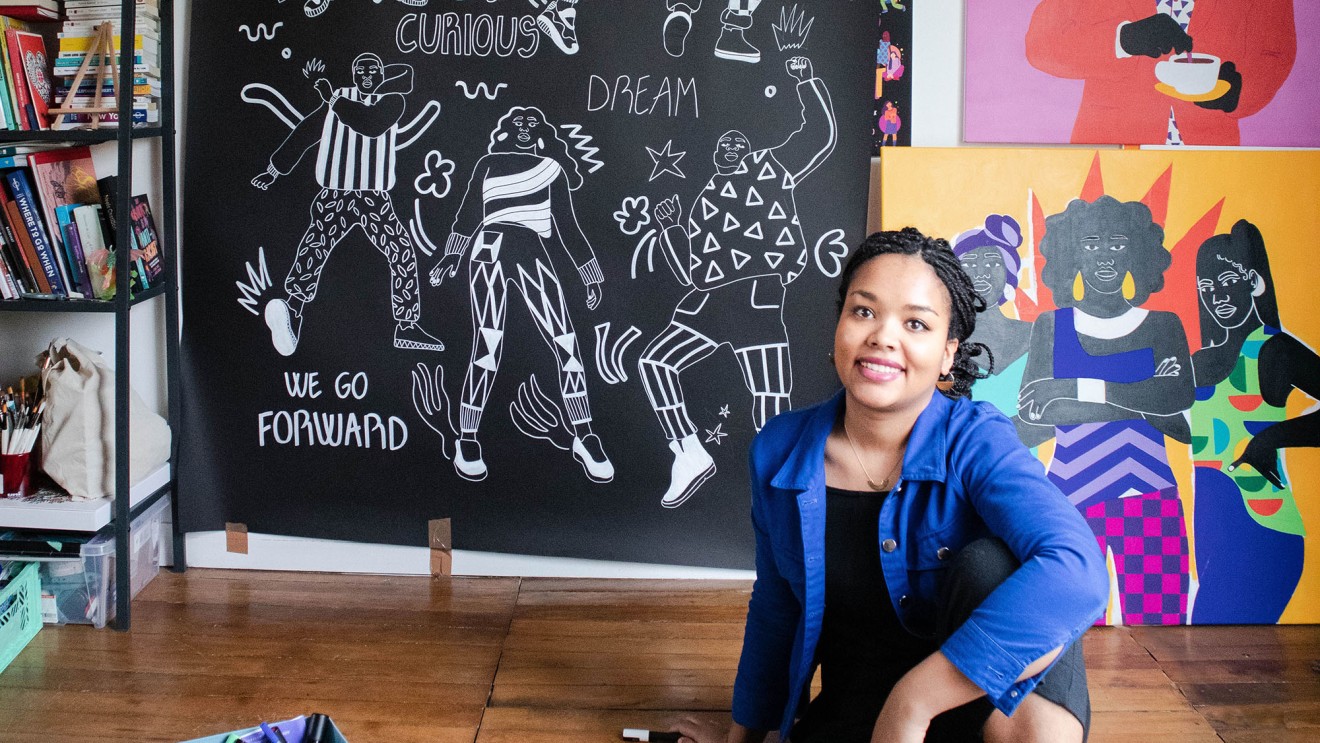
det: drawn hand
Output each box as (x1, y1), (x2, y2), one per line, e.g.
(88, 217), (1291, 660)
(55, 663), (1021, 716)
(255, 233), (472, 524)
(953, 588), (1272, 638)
(586, 283), (602, 310)
(314, 77), (334, 101)
(1018, 378), (1079, 421)
(1230, 437), (1285, 489)
(1196, 61), (1242, 112)
(1154, 356), (1182, 377)
(786, 55), (813, 81)
(429, 253), (462, 287)
(251, 171), (277, 190)
(654, 195), (681, 229)
(1119, 14), (1193, 58)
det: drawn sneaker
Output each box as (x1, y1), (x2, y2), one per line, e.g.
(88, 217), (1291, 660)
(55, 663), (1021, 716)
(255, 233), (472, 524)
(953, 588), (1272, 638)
(663, 5), (696, 57)
(661, 433), (716, 508)
(572, 433), (614, 483)
(714, 9), (759, 63)
(454, 438), (488, 481)
(304, 0), (333, 18)
(537, 0), (580, 55)
(264, 298), (302, 357)
(394, 321), (445, 352)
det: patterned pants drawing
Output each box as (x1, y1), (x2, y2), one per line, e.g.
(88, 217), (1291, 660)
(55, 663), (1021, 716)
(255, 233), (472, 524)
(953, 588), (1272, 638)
(639, 278), (792, 440)
(1084, 488), (1189, 626)
(459, 227), (591, 435)
(284, 188), (420, 323)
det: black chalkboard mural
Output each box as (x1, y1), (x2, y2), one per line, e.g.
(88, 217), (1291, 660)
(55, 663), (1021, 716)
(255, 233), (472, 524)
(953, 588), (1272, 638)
(181, 0), (877, 568)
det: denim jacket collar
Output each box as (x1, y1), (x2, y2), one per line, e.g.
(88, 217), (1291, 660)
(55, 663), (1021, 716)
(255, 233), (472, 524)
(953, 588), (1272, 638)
(768, 388), (951, 492)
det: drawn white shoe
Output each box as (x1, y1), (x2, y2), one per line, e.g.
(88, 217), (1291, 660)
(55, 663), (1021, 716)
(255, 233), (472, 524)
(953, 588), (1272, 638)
(714, 10), (760, 63)
(661, 433), (716, 508)
(454, 438), (488, 481)
(394, 321), (445, 352)
(264, 298), (301, 357)
(663, 7), (695, 57)
(572, 433), (614, 483)
(537, 2), (580, 55)
(304, 0), (333, 18)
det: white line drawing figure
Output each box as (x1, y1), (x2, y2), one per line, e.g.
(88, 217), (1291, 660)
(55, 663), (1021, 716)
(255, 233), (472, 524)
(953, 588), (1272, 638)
(454, 81), (508, 100)
(238, 22), (283, 42)
(249, 53), (444, 357)
(428, 106), (613, 484)
(664, 0), (764, 63)
(527, 0), (582, 55)
(304, 0), (429, 19)
(771, 4), (813, 51)
(235, 247), (273, 316)
(647, 140), (687, 182)
(638, 56), (835, 508)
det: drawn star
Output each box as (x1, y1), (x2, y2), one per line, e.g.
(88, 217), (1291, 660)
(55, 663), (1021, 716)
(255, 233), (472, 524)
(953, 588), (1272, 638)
(704, 423), (729, 446)
(647, 140), (687, 182)
(718, 405), (731, 418)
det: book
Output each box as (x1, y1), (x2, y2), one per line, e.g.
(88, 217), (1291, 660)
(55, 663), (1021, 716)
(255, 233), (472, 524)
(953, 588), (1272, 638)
(28, 146), (101, 273)
(0, 3), (59, 22)
(0, 17), (33, 130)
(1, 183), (50, 293)
(73, 203), (113, 299)
(3, 28), (33, 129)
(56, 205), (92, 296)
(0, 186), (36, 292)
(12, 31), (51, 131)
(129, 194), (161, 285)
(5, 168), (68, 294)
(97, 174), (146, 292)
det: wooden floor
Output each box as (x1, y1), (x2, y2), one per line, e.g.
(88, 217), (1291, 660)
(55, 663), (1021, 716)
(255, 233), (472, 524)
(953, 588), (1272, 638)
(2, 569), (1318, 742)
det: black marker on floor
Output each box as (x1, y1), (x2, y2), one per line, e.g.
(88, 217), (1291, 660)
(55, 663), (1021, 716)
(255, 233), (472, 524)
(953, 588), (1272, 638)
(622, 729), (681, 742)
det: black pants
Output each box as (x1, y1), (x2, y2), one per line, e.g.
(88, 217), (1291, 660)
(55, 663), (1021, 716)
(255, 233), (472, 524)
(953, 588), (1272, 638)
(790, 538), (1091, 743)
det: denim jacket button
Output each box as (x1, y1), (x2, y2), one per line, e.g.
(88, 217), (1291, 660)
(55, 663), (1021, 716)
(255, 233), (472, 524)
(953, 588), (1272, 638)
(898, 595), (909, 607)
(937, 546), (951, 561)
(881, 538), (898, 553)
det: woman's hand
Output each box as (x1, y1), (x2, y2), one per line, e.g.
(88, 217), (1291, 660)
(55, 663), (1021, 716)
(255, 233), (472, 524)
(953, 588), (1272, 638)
(668, 717), (766, 743)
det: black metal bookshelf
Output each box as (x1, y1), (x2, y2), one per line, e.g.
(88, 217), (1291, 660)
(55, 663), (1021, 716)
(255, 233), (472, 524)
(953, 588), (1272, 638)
(0, 0), (184, 631)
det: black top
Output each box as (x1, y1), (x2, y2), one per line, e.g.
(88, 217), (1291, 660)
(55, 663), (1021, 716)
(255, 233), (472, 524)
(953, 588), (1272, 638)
(818, 486), (934, 694)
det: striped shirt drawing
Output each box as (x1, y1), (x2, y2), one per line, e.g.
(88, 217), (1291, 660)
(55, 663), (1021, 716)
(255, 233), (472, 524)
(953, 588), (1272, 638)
(480, 157), (561, 237)
(315, 87), (399, 191)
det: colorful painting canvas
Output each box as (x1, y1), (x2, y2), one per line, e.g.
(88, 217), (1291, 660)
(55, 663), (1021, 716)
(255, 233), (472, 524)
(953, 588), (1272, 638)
(964, 1), (1320, 147)
(880, 147), (1320, 624)
(872, 2), (911, 152)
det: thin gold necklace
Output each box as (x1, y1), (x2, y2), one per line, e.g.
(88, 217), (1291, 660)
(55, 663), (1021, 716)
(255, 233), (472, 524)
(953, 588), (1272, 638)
(842, 420), (904, 491)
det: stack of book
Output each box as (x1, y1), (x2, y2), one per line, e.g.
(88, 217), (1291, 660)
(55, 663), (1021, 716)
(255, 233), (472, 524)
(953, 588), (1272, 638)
(53, 0), (161, 129)
(0, 144), (163, 301)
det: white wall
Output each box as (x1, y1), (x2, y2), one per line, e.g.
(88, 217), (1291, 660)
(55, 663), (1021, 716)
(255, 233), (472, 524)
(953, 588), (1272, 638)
(15, 2), (965, 579)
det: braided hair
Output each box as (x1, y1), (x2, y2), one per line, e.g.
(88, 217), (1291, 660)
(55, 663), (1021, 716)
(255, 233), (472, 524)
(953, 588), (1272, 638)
(836, 228), (993, 399)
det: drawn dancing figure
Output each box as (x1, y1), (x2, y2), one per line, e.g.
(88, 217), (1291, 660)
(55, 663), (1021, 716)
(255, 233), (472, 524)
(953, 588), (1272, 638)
(253, 53), (444, 357)
(663, 0), (764, 63)
(640, 56), (836, 508)
(428, 106), (613, 484)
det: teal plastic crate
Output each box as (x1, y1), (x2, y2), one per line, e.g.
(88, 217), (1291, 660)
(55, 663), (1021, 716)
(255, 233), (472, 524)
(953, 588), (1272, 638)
(181, 716), (349, 743)
(0, 562), (41, 674)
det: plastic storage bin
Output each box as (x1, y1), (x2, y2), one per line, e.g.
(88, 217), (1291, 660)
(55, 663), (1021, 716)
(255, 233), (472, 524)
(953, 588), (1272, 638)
(0, 562), (41, 674)
(38, 496), (170, 628)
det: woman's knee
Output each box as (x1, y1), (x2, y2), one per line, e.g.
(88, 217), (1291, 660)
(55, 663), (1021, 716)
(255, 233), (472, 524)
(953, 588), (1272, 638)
(939, 538), (1020, 633)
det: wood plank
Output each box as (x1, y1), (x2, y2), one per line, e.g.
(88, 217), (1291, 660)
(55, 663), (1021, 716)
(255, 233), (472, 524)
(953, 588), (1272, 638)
(474, 707), (758, 743)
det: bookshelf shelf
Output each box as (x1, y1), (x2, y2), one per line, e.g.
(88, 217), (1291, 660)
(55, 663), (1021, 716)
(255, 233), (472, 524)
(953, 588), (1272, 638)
(0, 127), (163, 143)
(0, 283), (166, 311)
(0, 0), (182, 631)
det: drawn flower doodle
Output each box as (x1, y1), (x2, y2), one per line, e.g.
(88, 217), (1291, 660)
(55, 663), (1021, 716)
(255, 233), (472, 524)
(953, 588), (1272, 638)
(414, 150), (456, 199)
(614, 195), (651, 236)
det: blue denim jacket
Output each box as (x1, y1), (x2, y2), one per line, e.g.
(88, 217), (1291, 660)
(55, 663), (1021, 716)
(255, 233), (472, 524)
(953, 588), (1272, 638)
(731, 389), (1109, 739)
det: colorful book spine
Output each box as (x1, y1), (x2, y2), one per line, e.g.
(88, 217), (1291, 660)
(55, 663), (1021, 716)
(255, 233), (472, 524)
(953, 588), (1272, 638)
(56, 204), (93, 297)
(5, 169), (66, 295)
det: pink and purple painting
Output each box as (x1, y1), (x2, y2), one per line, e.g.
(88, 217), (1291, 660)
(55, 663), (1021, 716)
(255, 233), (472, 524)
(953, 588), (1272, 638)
(964, 0), (1319, 147)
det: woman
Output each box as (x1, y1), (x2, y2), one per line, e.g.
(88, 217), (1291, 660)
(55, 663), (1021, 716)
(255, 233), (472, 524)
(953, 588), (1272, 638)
(1017, 196), (1195, 626)
(674, 229), (1107, 743)
(1190, 219), (1318, 623)
(952, 215), (1032, 422)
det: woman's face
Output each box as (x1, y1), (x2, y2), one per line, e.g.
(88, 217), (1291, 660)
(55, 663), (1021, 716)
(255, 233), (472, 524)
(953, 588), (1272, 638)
(1198, 255), (1259, 330)
(1076, 229), (1133, 302)
(835, 253), (957, 419)
(957, 247), (1007, 306)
